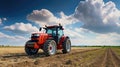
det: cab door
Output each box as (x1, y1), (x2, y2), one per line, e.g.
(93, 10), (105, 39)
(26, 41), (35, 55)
(58, 28), (64, 42)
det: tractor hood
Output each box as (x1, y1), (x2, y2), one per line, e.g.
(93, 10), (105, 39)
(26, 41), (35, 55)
(31, 33), (52, 38)
(31, 33), (52, 45)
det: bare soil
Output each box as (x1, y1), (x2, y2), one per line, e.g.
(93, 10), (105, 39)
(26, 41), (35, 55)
(89, 48), (120, 67)
(0, 47), (120, 67)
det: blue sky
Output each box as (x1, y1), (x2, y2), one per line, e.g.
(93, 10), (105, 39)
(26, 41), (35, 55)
(0, 0), (120, 46)
(0, 0), (81, 35)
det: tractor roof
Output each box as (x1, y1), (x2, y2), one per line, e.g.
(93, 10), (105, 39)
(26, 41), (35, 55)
(39, 24), (64, 31)
(46, 25), (62, 28)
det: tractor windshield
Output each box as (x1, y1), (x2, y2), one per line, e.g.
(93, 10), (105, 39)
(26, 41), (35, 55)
(46, 28), (56, 36)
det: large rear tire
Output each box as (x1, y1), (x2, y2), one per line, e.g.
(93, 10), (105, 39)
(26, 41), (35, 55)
(43, 40), (57, 56)
(62, 38), (71, 54)
(25, 40), (38, 55)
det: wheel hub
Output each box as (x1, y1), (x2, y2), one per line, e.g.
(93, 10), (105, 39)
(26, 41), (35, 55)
(50, 46), (52, 50)
(49, 42), (56, 55)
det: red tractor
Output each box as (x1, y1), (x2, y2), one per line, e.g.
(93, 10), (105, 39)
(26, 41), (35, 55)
(25, 24), (71, 56)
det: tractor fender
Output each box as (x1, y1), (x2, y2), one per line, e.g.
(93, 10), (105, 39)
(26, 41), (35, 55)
(62, 36), (70, 43)
(57, 36), (70, 49)
(25, 40), (39, 49)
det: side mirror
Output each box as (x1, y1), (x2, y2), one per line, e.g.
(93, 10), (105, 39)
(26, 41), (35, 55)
(60, 26), (64, 30)
(39, 27), (42, 31)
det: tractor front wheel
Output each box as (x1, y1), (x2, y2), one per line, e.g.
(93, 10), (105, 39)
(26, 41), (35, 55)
(62, 38), (71, 54)
(25, 46), (38, 55)
(43, 40), (57, 56)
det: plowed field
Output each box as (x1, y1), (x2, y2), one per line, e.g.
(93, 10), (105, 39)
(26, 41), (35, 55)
(0, 47), (120, 67)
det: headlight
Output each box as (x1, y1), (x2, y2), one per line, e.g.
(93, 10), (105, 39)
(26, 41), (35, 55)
(32, 33), (40, 36)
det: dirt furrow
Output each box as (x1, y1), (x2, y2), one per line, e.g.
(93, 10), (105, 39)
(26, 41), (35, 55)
(102, 48), (114, 67)
(102, 48), (120, 67)
(109, 49), (120, 67)
(90, 48), (120, 67)
(85, 48), (106, 67)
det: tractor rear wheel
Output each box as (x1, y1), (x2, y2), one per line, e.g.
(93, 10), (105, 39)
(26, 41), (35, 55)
(43, 40), (57, 56)
(62, 38), (71, 54)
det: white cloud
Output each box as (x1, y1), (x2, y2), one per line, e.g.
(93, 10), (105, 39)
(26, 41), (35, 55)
(73, 0), (120, 34)
(64, 28), (84, 39)
(0, 18), (7, 24)
(67, 28), (120, 46)
(86, 33), (120, 46)
(27, 9), (78, 26)
(0, 32), (28, 46)
(4, 22), (39, 34)
(27, 9), (58, 25)
(3, 18), (7, 21)
(58, 12), (78, 25)
(0, 32), (26, 40)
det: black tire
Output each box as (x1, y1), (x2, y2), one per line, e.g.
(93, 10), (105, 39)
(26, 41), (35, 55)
(43, 40), (57, 56)
(25, 40), (38, 55)
(25, 46), (38, 55)
(62, 38), (71, 54)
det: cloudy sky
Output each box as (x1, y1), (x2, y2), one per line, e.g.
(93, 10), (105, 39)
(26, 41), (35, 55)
(0, 0), (120, 46)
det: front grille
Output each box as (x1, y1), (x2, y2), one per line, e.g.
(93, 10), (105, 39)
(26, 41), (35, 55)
(27, 42), (34, 44)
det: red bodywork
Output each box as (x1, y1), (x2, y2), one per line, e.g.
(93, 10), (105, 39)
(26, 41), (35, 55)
(27, 33), (66, 50)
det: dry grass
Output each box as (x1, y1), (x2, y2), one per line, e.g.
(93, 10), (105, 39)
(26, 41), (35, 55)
(112, 48), (120, 56)
(0, 47), (100, 55)
(0, 47), (24, 55)
(72, 47), (101, 49)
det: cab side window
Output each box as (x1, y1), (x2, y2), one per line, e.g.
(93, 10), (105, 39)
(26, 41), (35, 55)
(58, 28), (63, 38)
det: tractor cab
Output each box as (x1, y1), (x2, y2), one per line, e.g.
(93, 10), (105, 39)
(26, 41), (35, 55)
(40, 25), (64, 44)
